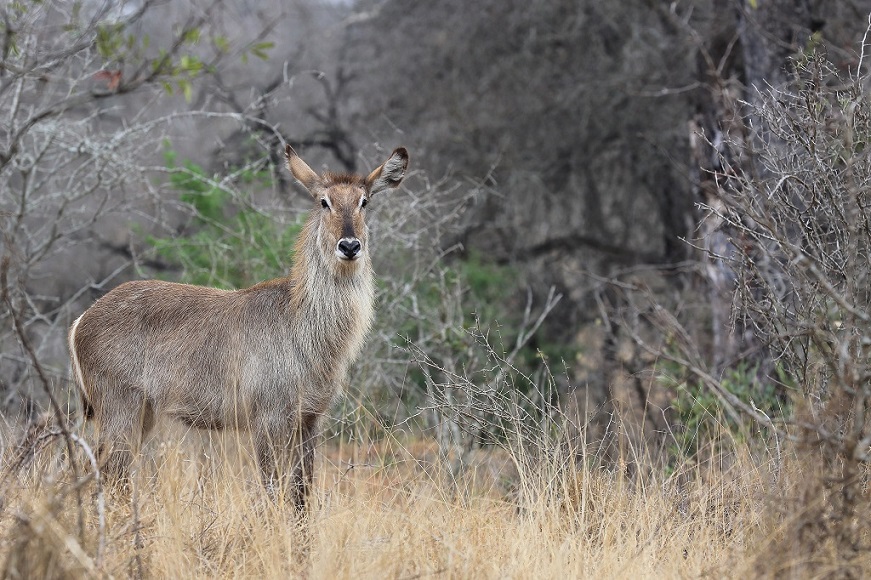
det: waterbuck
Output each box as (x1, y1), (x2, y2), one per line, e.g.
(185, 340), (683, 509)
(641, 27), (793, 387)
(68, 144), (408, 508)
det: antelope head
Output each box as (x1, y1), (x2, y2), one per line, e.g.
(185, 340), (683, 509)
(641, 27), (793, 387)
(285, 145), (408, 270)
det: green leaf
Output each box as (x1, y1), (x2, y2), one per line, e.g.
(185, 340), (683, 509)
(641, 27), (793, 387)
(214, 36), (230, 53)
(250, 41), (274, 61)
(179, 79), (193, 102)
(96, 23), (124, 59)
(183, 27), (201, 45)
(179, 54), (203, 75)
(153, 49), (169, 73)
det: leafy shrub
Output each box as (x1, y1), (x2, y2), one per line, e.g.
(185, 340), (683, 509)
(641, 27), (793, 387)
(147, 147), (301, 289)
(666, 362), (791, 459)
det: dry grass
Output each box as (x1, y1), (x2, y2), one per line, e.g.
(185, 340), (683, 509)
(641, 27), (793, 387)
(0, 419), (803, 580)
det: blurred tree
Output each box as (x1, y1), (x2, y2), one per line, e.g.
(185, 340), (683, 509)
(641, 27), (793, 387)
(338, 0), (871, 442)
(345, 0), (696, 265)
(341, 0), (707, 435)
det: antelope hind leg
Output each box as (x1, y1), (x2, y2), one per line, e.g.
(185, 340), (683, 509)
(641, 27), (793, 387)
(95, 394), (155, 491)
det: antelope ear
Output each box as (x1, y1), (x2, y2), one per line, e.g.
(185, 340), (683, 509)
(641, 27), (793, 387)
(365, 147), (409, 196)
(285, 144), (321, 196)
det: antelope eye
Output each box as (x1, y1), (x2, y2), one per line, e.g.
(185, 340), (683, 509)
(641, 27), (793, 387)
(321, 198), (329, 209)
(361, 198), (368, 208)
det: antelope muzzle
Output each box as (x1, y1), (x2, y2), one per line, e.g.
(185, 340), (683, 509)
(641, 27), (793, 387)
(336, 237), (362, 261)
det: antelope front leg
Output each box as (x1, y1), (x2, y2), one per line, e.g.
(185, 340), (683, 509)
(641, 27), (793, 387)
(290, 414), (318, 511)
(255, 414), (318, 510)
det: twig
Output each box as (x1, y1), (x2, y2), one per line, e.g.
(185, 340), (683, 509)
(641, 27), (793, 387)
(0, 254), (86, 539)
(856, 12), (871, 81)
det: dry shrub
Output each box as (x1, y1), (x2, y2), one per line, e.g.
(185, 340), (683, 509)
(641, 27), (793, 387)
(700, 51), (871, 577)
(1, 435), (101, 579)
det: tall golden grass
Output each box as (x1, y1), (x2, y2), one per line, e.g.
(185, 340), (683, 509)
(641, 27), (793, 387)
(5, 414), (855, 580)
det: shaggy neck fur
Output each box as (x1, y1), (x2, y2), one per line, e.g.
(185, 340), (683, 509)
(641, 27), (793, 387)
(288, 214), (375, 367)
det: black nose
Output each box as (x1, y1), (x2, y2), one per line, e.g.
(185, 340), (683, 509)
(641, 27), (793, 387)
(338, 238), (361, 259)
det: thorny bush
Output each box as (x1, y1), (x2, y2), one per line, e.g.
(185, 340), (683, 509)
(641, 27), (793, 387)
(705, 52), (871, 576)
